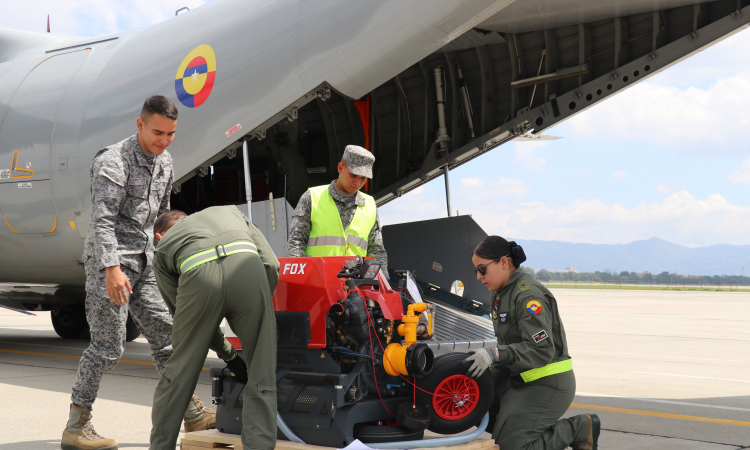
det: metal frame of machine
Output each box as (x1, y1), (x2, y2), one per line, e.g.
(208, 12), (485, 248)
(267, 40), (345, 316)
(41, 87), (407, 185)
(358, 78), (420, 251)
(211, 256), (494, 447)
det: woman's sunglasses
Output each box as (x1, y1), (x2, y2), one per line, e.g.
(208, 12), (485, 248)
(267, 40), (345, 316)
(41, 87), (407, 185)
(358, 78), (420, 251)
(474, 255), (509, 275)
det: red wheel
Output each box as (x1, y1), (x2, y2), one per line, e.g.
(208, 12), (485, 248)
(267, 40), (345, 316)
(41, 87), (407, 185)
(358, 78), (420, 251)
(416, 353), (494, 434)
(432, 374), (480, 420)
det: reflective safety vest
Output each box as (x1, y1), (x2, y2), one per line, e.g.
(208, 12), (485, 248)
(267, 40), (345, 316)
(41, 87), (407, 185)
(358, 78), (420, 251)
(305, 185), (377, 257)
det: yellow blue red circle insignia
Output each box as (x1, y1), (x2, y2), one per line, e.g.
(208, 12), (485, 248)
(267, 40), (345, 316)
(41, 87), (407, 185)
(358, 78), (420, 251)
(526, 300), (542, 315)
(175, 45), (216, 108)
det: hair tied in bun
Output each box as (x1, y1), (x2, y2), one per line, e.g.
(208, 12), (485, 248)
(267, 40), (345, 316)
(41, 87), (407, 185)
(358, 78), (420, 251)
(509, 241), (527, 266)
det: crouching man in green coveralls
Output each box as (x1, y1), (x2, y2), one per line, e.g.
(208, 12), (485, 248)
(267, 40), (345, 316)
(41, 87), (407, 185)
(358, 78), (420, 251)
(463, 236), (600, 450)
(148, 205), (279, 450)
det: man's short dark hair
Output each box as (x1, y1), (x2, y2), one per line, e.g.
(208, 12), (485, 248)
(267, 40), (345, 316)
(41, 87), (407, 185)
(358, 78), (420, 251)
(155, 210), (187, 235)
(141, 95), (178, 121)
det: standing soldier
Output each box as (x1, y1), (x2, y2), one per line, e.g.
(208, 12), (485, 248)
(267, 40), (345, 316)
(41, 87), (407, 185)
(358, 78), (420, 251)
(149, 206), (279, 450)
(287, 145), (388, 273)
(62, 96), (223, 450)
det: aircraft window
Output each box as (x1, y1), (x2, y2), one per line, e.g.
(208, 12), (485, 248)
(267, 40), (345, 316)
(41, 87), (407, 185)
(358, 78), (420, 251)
(585, 94), (593, 101)
(568, 101), (576, 110)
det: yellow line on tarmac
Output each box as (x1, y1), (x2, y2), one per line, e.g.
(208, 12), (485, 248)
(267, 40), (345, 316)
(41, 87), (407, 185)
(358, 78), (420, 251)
(570, 403), (750, 427)
(0, 348), (209, 370)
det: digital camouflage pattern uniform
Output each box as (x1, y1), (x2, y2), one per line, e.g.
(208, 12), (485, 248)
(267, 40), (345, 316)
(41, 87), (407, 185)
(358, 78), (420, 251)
(150, 205), (279, 450)
(74, 134), (233, 411)
(486, 269), (591, 450)
(287, 181), (388, 272)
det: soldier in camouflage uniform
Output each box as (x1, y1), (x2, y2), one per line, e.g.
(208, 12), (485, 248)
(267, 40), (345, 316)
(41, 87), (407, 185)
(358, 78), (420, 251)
(287, 145), (388, 273)
(62, 96), (224, 450)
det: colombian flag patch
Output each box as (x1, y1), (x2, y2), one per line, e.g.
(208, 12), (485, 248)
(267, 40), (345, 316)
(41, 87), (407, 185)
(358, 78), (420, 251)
(526, 300), (542, 315)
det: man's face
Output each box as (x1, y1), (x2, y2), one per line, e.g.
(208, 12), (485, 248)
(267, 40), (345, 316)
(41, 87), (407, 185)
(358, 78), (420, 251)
(137, 113), (177, 155)
(336, 162), (367, 194)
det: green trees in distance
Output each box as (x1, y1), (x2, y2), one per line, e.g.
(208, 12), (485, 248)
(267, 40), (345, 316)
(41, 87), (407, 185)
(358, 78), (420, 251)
(526, 267), (750, 285)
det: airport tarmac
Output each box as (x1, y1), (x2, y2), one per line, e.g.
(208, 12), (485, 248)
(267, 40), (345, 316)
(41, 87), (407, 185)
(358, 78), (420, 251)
(1, 289), (748, 450)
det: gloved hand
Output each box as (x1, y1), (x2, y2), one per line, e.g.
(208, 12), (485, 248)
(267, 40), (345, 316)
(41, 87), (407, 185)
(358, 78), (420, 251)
(463, 347), (496, 378)
(224, 352), (248, 384)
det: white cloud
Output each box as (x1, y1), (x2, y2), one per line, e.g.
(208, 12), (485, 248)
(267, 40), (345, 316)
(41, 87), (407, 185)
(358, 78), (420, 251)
(467, 191), (750, 246)
(655, 182), (677, 194)
(461, 177), (482, 187)
(457, 176), (530, 205)
(564, 72), (750, 156)
(379, 184), (445, 226)
(513, 142), (547, 171)
(613, 170), (628, 180)
(728, 157), (750, 184)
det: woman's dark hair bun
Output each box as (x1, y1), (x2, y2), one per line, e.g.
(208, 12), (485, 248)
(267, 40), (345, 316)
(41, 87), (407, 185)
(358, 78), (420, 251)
(509, 241), (527, 267)
(474, 236), (527, 268)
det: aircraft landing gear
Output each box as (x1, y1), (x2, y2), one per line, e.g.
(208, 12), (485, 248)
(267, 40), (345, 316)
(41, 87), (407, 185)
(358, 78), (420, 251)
(51, 307), (140, 342)
(51, 306), (87, 339)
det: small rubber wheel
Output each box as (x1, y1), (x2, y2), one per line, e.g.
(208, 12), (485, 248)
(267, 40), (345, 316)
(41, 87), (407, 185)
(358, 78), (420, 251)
(353, 422), (425, 443)
(416, 352), (494, 434)
(125, 314), (141, 342)
(51, 307), (87, 339)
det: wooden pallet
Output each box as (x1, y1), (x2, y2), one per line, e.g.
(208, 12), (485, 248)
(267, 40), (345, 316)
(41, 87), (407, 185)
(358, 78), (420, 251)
(181, 429), (498, 450)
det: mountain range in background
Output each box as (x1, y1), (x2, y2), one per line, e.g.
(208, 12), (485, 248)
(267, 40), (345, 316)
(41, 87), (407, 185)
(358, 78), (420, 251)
(513, 237), (750, 276)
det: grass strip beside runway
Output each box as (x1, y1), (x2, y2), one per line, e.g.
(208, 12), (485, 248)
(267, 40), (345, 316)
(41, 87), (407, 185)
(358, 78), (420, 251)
(570, 403), (750, 427)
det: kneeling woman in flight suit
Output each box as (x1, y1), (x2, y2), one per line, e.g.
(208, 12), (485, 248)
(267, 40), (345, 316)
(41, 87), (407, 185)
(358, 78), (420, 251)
(463, 236), (600, 450)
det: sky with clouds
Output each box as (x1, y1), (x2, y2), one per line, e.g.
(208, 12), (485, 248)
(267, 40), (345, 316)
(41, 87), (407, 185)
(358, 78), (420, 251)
(2, 1), (749, 248)
(380, 28), (750, 248)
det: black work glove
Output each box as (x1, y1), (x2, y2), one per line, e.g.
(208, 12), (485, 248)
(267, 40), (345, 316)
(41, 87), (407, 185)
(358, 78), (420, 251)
(224, 352), (248, 384)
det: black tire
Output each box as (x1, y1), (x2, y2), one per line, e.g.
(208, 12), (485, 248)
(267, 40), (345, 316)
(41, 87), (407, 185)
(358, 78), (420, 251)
(353, 423), (424, 443)
(125, 314), (141, 342)
(51, 307), (87, 339)
(416, 352), (494, 435)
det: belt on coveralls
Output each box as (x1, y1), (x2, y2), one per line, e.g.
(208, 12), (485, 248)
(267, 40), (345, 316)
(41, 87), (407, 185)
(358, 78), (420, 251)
(519, 358), (573, 383)
(179, 240), (258, 274)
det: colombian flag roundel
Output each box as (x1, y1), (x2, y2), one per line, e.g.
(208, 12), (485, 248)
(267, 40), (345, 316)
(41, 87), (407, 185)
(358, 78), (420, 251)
(175, 45), (216, 108)
(526, 300), (542, 315)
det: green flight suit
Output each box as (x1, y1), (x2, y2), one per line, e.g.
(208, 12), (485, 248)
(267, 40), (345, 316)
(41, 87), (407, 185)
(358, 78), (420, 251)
(149, 205), (280, 450)
(486, 269), (589, 450)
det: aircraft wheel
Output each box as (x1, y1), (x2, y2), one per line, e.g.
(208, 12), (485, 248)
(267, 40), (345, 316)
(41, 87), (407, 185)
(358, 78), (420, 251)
(125, 314), (141, 342)
(51, 307), (87, 339)
(416, 352), (494, 435)
(353, 422), (424, 443)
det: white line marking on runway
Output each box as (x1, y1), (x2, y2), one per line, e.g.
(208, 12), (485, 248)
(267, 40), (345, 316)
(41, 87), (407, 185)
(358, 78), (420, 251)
(629, 372), (750, 383)
(576, 392), (750, 412)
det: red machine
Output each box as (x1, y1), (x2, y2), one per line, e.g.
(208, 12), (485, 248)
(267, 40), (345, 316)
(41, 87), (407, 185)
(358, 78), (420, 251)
(213, 256), (494, 446)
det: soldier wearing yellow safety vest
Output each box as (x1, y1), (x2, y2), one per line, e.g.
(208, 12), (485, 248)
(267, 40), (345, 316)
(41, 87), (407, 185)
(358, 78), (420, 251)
(464, 236), (600, 450)
(287, 145), (388, 274)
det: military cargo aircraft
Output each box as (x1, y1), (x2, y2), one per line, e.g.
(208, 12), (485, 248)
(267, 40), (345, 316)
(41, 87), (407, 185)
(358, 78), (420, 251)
(1, 0), (749, 338)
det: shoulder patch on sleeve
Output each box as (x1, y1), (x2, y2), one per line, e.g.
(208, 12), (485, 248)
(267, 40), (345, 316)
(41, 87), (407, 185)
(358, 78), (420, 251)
(532, 329), (548, 343)
(525, 300), (543, 315)
(105, 184), (122, 199)
(518, 279), (531, 292)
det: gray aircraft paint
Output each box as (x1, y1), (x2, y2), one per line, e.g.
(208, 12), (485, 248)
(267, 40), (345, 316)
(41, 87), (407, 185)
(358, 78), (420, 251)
(0, 0), (747, 302)
(0, 0), (512, 284)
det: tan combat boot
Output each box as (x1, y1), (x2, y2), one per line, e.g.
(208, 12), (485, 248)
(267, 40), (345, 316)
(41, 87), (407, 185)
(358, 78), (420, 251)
(183, 394), (217, 432)
(61, 403), (118, 450)
(572, 413), (601, 450)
